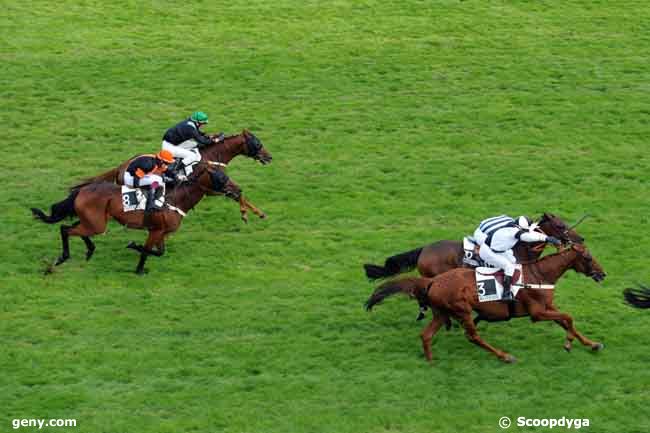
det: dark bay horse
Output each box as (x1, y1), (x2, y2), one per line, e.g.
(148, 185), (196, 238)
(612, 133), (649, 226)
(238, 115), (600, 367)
(624, 284), (650, 308)
(32, 166), (242, 274)
(364, 213), (586, 280)
(365, 243), (606, 363)
(72, 129), (272, 188)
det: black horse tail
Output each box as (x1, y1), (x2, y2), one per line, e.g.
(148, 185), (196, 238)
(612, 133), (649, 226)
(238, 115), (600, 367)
(69, 167), (119, 190)
(363, 247), (423, 280)
(31, 189), (79, 224)
(365, 277), (430, 311)
(624, 285), (650, 309)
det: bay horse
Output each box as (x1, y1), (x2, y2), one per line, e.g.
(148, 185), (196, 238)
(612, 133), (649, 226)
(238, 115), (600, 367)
(364, 213), (586, 280)
(365, 243), (606, 363)
(31, 166), (242, 274)
(624, 284), (650, 308)
(72, 129), (272, 188)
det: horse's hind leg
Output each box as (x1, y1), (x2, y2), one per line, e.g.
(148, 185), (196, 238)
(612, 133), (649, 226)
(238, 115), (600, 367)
(135, 230), (164, 274)
(59, 219), (104, 265)
(82, 237), (95, 261)
(458, 313), (517, 363)
(55, 222), (79, 265)
(421, 313), (448, 362)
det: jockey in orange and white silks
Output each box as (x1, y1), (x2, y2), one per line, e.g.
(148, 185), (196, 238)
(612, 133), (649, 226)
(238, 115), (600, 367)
(123, 150), (176, 213)
(161, 111), (224, 175)
(478, 216), (562, 300)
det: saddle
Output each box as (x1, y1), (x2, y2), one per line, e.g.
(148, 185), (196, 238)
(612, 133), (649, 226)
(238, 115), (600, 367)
(462, 236), (485, 268)
(476, 267), (522, 287)
(121, 185), (166, 212)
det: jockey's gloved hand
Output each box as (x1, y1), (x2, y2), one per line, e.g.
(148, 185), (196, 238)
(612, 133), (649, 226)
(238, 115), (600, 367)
(546, 236), (562, 246)
(215, 132), (225, 142)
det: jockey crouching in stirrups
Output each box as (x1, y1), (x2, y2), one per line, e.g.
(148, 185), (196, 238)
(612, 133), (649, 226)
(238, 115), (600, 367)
(161, 111), (224, 177)
(473, 214), (516, 247)
(123, 150), (177, 224)
(478, 216), (562, 301)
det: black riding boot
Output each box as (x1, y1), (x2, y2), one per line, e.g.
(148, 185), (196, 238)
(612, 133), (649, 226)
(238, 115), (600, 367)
(502, 275), (514, 301)
(143, 188), (159, 227)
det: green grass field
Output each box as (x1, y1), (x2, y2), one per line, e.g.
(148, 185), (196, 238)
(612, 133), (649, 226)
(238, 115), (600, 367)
(2, 1), (650, 432)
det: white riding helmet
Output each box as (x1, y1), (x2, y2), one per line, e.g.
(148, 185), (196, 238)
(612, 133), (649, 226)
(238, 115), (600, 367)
(517, 215), (539, 232)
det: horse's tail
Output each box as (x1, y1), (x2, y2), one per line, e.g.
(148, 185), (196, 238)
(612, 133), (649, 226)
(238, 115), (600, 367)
(365, 277), (430, 311)
(31, 189), (80, 224)
(624, 284), (650, 309)
(363, 247), (423, 280)
(69, 167), (119, 190)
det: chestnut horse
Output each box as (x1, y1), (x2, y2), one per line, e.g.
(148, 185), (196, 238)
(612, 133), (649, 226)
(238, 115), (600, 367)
(365, 243), (606, 363)
(624, 284), (650, 308)
(364, 213), (586, 280)
(32, 166), (242, 274)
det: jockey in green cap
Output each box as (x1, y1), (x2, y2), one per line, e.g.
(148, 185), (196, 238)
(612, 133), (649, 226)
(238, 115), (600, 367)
(161, 111), (224, 176)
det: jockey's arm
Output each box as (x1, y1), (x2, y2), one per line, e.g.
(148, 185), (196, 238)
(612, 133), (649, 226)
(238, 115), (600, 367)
(519, 231), (547, 243)
(192, 128), (213, 147)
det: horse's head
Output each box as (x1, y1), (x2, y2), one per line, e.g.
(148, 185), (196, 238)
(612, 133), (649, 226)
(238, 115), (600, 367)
(201, 168), (241, 201)
(538, 213), (585, 244)
(242, 129), (272, 164)
(569, 243), (606, 283)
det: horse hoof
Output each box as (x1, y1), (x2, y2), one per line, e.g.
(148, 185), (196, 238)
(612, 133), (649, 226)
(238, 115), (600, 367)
(503, 354), (517, 364)
(564, 343), (572, 353)
(86, 250), (95, 261)
(260, 213), (267, 219)
(591, 343), (604, 352)
(55, 255), (69, 266)
(127, 241), (137, 250)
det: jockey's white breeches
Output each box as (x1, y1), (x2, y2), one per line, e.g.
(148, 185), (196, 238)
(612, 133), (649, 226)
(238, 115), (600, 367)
(479, 244), (517, 276)
(124, 172), (163, 189)
(162, 140), (202, 166)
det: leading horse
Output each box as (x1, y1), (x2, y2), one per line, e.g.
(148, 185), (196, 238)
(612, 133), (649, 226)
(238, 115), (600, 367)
(32, 165), (242, 274)
(365, 243), (606, 363)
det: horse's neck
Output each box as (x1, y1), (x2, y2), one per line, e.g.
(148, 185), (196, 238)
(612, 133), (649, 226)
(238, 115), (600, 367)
(513, 243), (542, 263)
(200, 135), (244, 164)
(167, 181), (206, 213)
(524, 249), (577, 284)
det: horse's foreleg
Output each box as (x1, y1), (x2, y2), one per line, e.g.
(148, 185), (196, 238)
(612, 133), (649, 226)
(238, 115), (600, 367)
(421, 314), (448, 362)
(545, 307), (603, 352)
(241, 196), (266, 219)
(238, 197), (249, 223)
(459, 313), (517, 363)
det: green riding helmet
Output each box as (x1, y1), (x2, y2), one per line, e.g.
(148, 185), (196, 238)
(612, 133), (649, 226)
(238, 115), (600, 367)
(191, 111), (209, 124)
